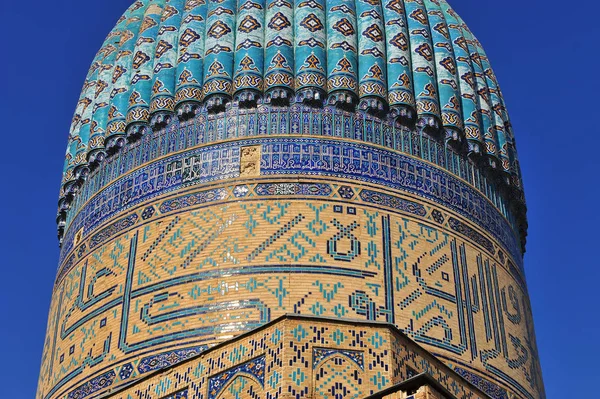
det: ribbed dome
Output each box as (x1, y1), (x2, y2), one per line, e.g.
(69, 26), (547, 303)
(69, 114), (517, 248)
(59, 0), (526, 241)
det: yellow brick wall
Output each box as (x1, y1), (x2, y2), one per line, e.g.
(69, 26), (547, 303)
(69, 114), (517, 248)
(37, 176), (541, 399)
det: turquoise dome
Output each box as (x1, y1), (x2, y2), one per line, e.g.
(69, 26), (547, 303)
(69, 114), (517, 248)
(58, 0), (526, 243)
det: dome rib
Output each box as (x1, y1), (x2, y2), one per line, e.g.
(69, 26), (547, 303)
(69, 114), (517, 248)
(294, 0), (328, 106)
(125, 1), (165, 140)
(202, 0), (237, 111)
(264, 0), (295, 104)
(62, 25), (127, 194)
(174, 0), (207, 119)
(327, 0), (359, 110)
(459, 20), (500, 168)
(104, 1), (148, 157)
(403, 0), (440, 133)
(87, 23), (127, 165)
(357, 0), (388, 116)
(426, 0), (463, 141)
(382, 0), (415, 125)
(476, 45), (512, 178)
(233, 0), (266, 107)
(149, 0), (185, 129)
(440, 2), (483, 156)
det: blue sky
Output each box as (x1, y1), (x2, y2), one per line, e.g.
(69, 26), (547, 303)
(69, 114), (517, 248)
(1, 0), (598, 397)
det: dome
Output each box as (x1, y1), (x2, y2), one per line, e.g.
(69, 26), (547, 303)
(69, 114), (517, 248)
(40, 2), (545, 399)
(59, 0), (525, 238)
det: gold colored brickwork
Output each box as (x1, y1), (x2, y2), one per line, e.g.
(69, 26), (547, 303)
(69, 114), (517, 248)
(37, 177), (541, 399)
